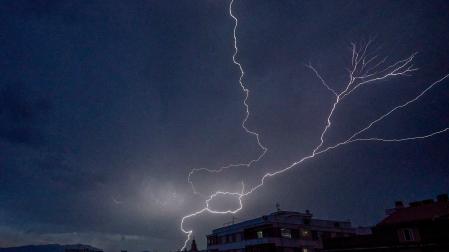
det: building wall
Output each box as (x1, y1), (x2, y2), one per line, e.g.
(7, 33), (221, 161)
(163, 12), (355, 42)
(207, 211), (355, 252)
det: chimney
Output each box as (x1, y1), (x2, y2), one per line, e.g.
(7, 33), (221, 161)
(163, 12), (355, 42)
(437, 193), (448, 202)
(409, 201), (422, 207)
(395, 201), (404, 208)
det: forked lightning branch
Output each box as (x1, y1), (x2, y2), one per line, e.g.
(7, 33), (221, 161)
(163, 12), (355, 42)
(179, 0), (449, 250)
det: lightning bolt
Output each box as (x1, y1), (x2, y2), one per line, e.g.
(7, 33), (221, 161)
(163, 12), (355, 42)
(178, 1), (449, 251)
(181, 0), (266, 248)
(187, 0), (267, 197)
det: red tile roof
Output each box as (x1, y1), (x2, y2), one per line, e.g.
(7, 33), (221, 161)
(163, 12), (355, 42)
(378, 200), (449, 225)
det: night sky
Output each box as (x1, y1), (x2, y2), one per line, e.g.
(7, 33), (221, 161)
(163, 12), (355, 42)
(1, 0), (449, 251)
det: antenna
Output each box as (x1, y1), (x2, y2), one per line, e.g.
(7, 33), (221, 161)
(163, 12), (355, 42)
(223, 216), (239, 226)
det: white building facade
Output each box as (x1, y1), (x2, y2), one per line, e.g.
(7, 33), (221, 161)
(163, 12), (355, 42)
(206, 211), (355, 252)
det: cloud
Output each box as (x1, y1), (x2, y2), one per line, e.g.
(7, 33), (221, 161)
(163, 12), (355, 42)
(0, 83), (51, 146)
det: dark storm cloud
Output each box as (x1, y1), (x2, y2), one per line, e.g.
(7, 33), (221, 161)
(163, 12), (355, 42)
(1, 0), (449, 251)
(0, 84), (51, 145)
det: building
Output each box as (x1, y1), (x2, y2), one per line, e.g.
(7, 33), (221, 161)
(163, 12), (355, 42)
(206, 210), (355, 252)
(323, 193), (449, 252)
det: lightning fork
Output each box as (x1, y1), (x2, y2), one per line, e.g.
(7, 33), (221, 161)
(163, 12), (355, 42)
(188, 0), (267, 196)
(180, 0), (268, 249)
(178, 2), (449, 251)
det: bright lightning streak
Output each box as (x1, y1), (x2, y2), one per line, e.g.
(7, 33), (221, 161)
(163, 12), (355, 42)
(187, 0), (268, 197)
(306, 64), (338, 97)
(180, 183), (245, 251)
(347, 72), (449, 141)
(229, 0), (267, 155)
(180, 0), (267, 249)
(241, 70), (449, 199)
(244, 72), (449, 196)
(178, 1), (449, 251)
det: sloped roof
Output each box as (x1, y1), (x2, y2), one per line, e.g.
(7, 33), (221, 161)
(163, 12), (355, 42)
(378, 200), (449, 225)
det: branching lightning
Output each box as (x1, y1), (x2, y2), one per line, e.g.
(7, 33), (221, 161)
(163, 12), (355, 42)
(179, 1), (449, 250)
(187, 0), (267, 197)
(180, 0), (266, 249)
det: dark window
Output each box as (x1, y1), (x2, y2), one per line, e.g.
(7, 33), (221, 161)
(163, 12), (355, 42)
(245, 243), (275, 252)
(281, 228), (292, 239)
(402, 229), (414, 241)
(312, 231), (318, 240)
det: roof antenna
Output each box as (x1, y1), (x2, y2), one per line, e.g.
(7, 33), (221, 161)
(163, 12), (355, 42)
(276, 202), (281, 212)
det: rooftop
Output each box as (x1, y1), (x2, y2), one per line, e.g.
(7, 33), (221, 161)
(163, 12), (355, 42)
(378, 193), (449, 226)
(210, 210), (352, 236)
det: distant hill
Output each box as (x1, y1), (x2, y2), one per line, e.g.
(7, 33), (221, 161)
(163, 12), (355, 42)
(0, 244), (102, 252)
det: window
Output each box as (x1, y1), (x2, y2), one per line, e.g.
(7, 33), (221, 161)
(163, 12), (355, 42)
(256, 230), (263, 239)
(402, 228), (415, 241)
(311, 231), (318, 240)
(235, 233), (241, 242)
(281, 228), (292, 239)
(301, 229), (310, 238)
